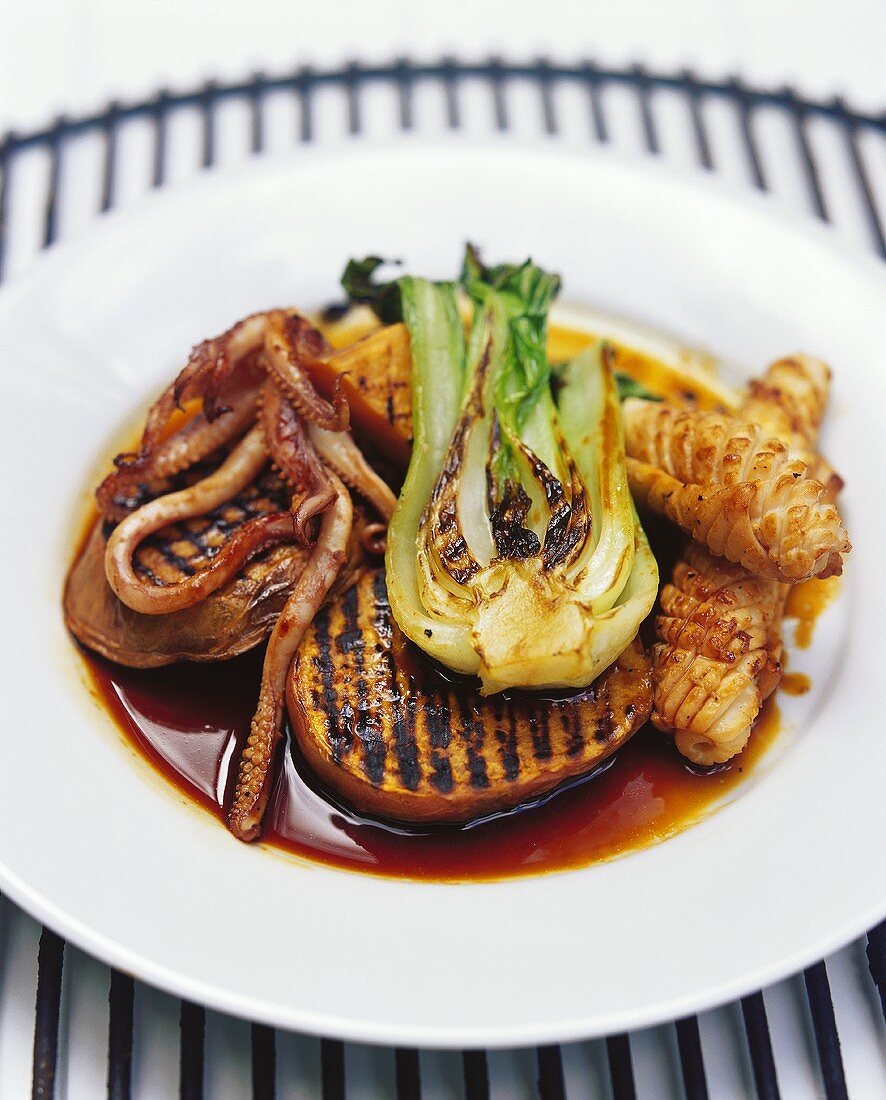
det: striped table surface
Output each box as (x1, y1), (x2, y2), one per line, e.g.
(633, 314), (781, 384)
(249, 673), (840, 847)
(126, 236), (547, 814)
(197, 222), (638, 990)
(1, 61), (884, 1100)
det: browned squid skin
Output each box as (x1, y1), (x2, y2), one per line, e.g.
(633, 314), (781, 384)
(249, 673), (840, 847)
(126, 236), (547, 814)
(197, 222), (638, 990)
(227, 476), (354, 842)
(650, 354), (835, 765)
(622, 400), (850, 583)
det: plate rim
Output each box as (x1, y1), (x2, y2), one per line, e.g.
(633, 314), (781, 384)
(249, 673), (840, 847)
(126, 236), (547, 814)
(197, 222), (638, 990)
(2, 137), (885, 1047)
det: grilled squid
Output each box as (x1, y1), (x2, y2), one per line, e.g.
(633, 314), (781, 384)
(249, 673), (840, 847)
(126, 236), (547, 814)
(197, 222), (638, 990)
(650, 354), (837, 764)
(89, 309), (399, 842)
(622, 399), (850, 583)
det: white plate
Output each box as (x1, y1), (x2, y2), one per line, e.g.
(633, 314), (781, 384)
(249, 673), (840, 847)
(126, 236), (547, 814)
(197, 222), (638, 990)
(1, 143), (885, 1048)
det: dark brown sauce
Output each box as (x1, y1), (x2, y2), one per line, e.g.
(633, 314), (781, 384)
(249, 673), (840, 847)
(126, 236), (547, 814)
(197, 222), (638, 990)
(82, 643), (782, 882)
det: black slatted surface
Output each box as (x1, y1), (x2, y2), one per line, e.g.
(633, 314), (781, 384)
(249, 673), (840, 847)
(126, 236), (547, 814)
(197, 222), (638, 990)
(320, 1038), (346, 1100)
(179, 1001), (205, 1100)
(605, 1033), (636, 1099)
(106, 970), (134, 1100)
(803, 963), (849, 1100)
(0, 60), (883, 1098)
(461, 1050), (489, 1100)
(741, 993), (781, 1100)
(536, 1044), (566, 1099)
(31, 929), (64, 1100)
(675, 1016), (709, 1100)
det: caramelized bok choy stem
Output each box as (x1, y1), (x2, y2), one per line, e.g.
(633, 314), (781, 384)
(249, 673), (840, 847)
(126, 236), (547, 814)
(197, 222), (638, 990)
(384, 253), (658, 694)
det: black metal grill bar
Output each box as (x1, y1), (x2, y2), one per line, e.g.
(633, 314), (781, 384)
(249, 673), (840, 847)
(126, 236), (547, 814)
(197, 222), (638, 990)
(675, 1016), (709, 1100)
(179, 1000), (205, 1100)
(320, 1037), (345, 1100)
(99, 103), (120, 213)
(866, 918), (886, 1022)
(440, 58), (461, 129)
(605, 1033), (636, 1100)
(487, 57), (508, 131)
(344, 63), (361, 136)
(106, 970), (134, 1100)
(803, 963), (849, 1100)
(632, 65), (660, 154)
(2, 61), (883, 158)
(536, 58), (557, 135)
(248, 74), (266, 155)
(251, 1022), (276, 1099)
(462, 1049), (490, 1100)
(393, 59), (414, 131)
(784, 88), (829, 221)
(740, 993), (781, 1100)
(394, 1046), (421, 1099)
(0, 134), (13, 282)
(684, 69), (714, 169)
(200, 83), (217, 169)
(536, 1043), (566, 1099)
(295, 67), (315, 144)
(730, 79), (768, 191)
(151, 90), (171, 188)
(31, 927), (64, 1100)
(41, 122), (64, 248)
(582, 62), (609, 143)
(834, 98), (886, 259)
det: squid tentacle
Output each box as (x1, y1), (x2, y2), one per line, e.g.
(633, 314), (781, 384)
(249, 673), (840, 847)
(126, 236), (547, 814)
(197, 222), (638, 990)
(307, 423), (397, 520)
(262, 312), (350, 431)
(96, 383), (261, 520)
(228, 474), (354, 842)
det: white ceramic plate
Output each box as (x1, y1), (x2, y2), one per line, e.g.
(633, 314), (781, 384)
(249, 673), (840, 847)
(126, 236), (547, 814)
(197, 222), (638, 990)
(2, 143), (885, 1048)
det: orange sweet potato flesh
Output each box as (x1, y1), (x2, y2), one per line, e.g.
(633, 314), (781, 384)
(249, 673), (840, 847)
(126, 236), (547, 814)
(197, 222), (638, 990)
(308, 323), (413, 466)
(288, 568), (652, 824)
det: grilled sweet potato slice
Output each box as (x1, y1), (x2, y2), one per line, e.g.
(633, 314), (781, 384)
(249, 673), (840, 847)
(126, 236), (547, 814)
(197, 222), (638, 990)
(65, 466), (374, 668)
(287, 568), (652, 823)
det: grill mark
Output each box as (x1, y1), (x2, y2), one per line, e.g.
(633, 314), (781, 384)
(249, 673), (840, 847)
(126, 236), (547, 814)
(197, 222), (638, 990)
(457, 699), (489, 790)
(527, 699), (552, 761)
(496, 727), (520, 781)
(311, 604), (348, 762)
(157, 541), (197, 576)
(563, 707), (585, 757)
(371, 570), (455, 792)
(337, 583), (385, 785)
(429, 749), (453, 793)
(369, 571), (420, 791)
(492, 698), (520, 782)
(595, 706), (615, 744)
(132, 560), (161, 585)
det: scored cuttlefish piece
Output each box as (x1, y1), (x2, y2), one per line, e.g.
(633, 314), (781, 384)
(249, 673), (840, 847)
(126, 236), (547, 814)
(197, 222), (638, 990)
(622, 384), (850, 583)
(649, 355), (839, 764)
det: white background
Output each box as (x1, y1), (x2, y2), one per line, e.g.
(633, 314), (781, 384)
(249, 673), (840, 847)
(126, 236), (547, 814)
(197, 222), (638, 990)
(2, 0), (884, 134)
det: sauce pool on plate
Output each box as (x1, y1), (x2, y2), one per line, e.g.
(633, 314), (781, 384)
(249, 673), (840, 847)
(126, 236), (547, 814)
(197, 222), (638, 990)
(82, 645), (783, 881)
